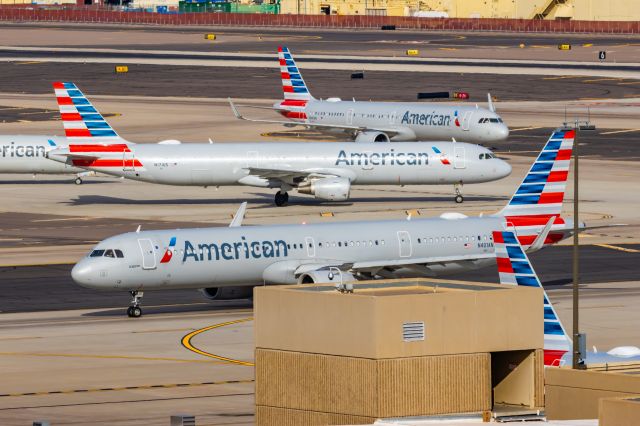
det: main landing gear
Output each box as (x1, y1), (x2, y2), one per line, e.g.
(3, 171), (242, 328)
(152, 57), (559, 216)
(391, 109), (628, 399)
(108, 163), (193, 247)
(75, 177), (83, 185)
(126, 290), (144, 318)
(274, 190), (289, 207)
(454, 183), (464, 204)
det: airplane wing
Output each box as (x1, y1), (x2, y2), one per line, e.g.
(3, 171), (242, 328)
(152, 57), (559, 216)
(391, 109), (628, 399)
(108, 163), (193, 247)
(229, 98), (400, 136)
(293, 253), (496, 277)
(241, 166), (353, 185)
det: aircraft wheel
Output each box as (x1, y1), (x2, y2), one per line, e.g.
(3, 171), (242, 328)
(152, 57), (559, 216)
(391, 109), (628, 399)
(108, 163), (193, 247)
(126, 307), (134, 317)
(130, 307), (142, 318)
(75, 177), (83, 185)
(455, 195), (464, 204)
(275, 191), (288, 207)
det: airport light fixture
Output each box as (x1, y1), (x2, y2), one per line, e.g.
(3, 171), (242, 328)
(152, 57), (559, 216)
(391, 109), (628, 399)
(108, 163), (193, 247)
(563, 117), (596, 369)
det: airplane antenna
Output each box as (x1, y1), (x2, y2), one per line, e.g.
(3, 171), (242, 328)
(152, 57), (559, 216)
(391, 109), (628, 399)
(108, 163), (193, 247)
(136, 225), (141, 233)
(208, 138), (214, 144)
(406, 213), (412, 221)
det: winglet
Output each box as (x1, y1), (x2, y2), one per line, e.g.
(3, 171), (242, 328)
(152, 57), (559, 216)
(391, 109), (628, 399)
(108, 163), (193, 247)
(526, 216), (556, 253)
(487, 93), (495, 112)
(229, 202), (247, 227)
(228, 98), (244, 120)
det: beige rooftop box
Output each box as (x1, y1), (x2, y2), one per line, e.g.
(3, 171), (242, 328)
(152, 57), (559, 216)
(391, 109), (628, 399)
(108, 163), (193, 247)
(254, 279), (545, 424)
(254, 278), (543, 359)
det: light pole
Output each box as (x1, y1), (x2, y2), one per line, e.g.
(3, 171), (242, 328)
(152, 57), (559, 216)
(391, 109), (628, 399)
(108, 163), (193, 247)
(568, 117), (595, 370)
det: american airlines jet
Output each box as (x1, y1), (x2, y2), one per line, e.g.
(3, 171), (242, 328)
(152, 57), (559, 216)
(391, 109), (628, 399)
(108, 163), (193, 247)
(230, 46), (509, 143)
(47, 82), (511, 205)
(495, 229), (640, 367)
(71, 128), (576, 317)
(0, 136), (92, 184)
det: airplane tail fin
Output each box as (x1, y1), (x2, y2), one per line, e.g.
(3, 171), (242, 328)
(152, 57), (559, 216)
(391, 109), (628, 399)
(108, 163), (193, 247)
(496, 128), (575, 247)
(493, 230), (572, 366)
(277, 46), (314, 102)
(53, 82), (126, 143)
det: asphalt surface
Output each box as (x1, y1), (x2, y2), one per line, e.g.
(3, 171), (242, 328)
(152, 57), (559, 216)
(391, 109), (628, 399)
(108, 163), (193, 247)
(1, 244), (637, 314)
(0, 212), (217, 249)
(0, 62), (637, 103)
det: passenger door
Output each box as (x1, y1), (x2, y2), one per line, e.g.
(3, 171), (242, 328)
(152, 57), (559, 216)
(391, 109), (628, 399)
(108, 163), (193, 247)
(138, 238), (156, 270)
(123, 151), (136, 171)
(346, 109), (354, 125)
(305, 237), (316, 258)
(454, 146), (466, 169)
(397, 231), (412, 258)
(461, 111), (473, 131)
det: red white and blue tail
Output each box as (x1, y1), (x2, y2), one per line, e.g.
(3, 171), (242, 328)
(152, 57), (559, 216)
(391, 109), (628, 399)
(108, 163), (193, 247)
(278, 46), (313, 102)
(53, 82), (123, 142)
(496, 128), (575, 247)
(493, 230), (571, 366)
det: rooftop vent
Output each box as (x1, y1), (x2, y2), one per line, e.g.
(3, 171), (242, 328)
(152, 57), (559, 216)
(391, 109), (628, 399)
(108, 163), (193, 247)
(403, 321), (425, 342)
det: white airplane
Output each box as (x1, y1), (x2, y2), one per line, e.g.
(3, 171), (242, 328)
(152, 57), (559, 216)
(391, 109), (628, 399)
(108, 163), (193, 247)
(230, 46), (509, 143)
(0, 136), (93, 184)
(71, 127), (576, 317)
(47, 82), (512, 205)
(495, 229), (640, 367)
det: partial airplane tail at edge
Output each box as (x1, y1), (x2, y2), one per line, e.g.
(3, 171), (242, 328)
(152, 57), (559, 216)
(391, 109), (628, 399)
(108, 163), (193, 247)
(277, 46), (314, 102)
(494, 128), (575, 248)
(493, 229), (572, 367)
(52, 82), (128, 145)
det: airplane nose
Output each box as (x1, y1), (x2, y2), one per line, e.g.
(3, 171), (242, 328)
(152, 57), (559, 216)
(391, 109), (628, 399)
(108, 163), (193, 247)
(498, 124), (509, 141)
(497, 159), (512, 178)
(71, 260), (94, 287)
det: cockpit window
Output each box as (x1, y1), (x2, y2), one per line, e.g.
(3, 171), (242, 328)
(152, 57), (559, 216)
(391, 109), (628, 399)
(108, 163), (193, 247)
(89, 249), (124, 258)
(115, 249), (124, 258)
(479, 153), (485, 159)
(90, 250), (105, 257)
(104, 249), (115, 258)
(480, 152), (496, 160)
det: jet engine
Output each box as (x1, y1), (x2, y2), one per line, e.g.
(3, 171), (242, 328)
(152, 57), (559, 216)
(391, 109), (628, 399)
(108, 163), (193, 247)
(199, 286), (253, 300)
(297, 269), (357, 285)
(298, 177), (350, 201)
(354, 131), (390, 143)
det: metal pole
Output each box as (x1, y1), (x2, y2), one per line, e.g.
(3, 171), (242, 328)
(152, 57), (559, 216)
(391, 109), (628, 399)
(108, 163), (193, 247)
(572, 121), (580, 369)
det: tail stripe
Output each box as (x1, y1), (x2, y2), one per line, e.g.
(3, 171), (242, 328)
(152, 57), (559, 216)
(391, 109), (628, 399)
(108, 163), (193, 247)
(52, 82), (120, 140)
(493, 230), (572, 365)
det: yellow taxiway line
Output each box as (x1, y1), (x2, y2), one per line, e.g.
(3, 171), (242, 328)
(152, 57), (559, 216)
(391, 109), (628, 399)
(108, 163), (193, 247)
(0, 378), (254, 398)
(181, 318), (254, 366)
(594, 244), (640, 253)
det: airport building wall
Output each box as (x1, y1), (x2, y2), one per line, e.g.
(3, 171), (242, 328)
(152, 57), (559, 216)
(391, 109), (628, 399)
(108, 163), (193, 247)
(545, 367), (640, 420)
(1, 5), (640, 32)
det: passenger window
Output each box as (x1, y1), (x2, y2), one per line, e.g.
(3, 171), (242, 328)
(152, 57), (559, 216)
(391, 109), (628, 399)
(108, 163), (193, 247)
(338, 242), (342, 247)
(115, 249), (124, 258)
(104, 250), (115, 258)
(90, 249), (105, 257)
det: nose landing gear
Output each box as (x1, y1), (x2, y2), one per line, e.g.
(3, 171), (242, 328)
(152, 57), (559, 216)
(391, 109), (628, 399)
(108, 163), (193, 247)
(454, 183), (464, 204)
(126, 290), (144, 318)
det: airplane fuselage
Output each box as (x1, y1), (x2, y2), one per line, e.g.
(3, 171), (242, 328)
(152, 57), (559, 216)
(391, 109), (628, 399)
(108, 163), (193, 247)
(0, 136), (82, 174)
(53, 141), (511, 187)
(72, 216), (506, 291)
(280, 100), (509, 143)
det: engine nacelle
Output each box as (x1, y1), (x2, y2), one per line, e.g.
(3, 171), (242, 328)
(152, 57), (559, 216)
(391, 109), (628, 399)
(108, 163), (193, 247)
(354, 131), (390, 143)
(297, 269), (357, 285)
(199, 286), (253, 300)
(298, 177), (350, 201)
